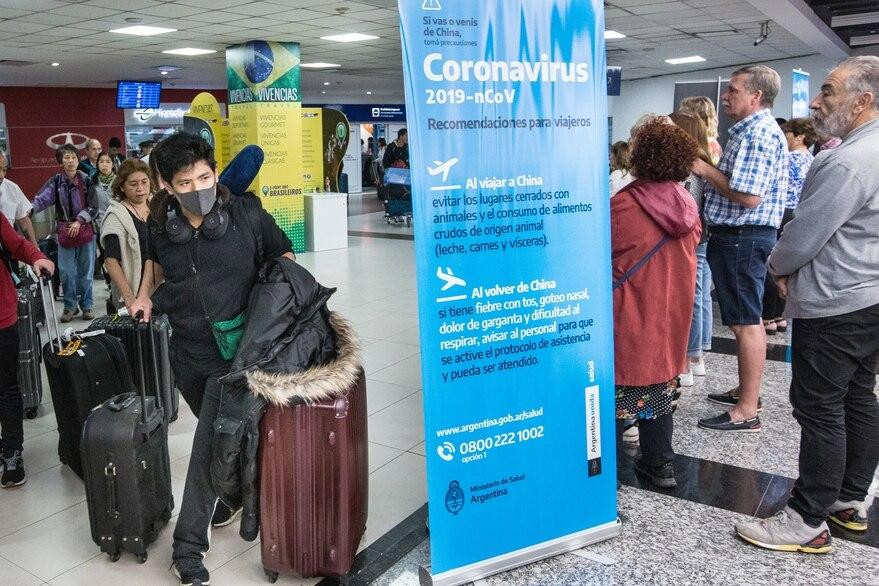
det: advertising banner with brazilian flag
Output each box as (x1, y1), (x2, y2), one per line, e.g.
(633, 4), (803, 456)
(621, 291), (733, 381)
(227, 40), (305, 252)
(400, 0), (620, 584)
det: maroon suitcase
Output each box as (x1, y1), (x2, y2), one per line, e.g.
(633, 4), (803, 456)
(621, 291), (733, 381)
(259, 370), (368, 581)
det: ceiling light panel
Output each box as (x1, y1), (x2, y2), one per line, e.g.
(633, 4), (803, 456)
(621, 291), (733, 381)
(110, 25), (177, 36)
(665, 55), (706, 64)
(301, 62), (342, 69)
(162, 48), (217, 56)
(320, 33), (379, 43)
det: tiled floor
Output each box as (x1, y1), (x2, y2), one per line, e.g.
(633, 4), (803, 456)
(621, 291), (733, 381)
(4, 194), (877, 585)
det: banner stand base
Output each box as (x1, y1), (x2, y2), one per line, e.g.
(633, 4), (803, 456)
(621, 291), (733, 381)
(418, 518), (622, 586)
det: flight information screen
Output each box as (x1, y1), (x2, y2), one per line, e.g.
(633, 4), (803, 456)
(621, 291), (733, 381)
(116, 81), (162, 109)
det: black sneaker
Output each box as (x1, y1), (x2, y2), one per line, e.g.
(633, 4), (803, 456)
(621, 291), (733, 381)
(707, 390), (763, 412)
(634, 459), (677, 488)
(173, 558), (210, 586)
(211, 500), (242, 527)
(698, 412), (763, 432)
(1, 451), (26, 488)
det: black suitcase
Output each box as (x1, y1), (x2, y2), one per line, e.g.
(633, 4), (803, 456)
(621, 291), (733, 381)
(16, 288), (42, 419)
(38, 276), (134, 479)
(37, 236), (62, 300)
(87, 314), (179, 424)
(16, 276), (45, 326)
(81, 320), (174, 563)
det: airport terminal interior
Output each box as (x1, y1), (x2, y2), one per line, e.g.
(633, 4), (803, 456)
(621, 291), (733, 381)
(1, 0), (878, 585)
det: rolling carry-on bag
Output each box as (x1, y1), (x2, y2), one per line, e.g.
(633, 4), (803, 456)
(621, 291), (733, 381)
(87, 314), (179, 424)
(81, 318), (174, 563)
(259, 369), (369, 581)
(17, 288), (42, 419)
(37, 274), (133, 479)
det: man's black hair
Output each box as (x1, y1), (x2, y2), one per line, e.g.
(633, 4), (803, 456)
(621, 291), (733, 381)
(398, 128), (408, 138)
(55, 144), (79, 164)
(108, 136), (122, 148)
(153, 132), (216, 185)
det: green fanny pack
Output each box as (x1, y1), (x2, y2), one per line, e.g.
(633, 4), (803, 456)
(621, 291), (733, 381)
(212, 312), (247, 361)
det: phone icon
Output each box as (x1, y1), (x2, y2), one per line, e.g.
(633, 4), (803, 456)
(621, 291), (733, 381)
(437, 442), (455, 462)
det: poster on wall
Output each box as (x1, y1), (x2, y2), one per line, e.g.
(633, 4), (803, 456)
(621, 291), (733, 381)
(400, 0), (620, 584)
(227, 40), (305, 252)
(321, 108), (350, 193)
(185, 92), (230, 171)
(792, 69), (810, 119)
(301, 108), (323, 192)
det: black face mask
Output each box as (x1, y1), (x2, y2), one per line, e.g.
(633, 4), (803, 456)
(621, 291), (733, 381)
(175, 183), (217, 216)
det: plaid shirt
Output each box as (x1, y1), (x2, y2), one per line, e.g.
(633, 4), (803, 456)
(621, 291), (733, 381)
(704, 109), (788, 227)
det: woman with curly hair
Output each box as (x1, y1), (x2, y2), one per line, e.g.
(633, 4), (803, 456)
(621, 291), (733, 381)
(612, 119), (701, 488)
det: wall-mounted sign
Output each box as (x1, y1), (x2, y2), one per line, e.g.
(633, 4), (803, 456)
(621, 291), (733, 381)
(310, 104), (407, 122)
(792, 69), (810, 119)
(124, 102), (227, 126)
(607, 67), (622, 96)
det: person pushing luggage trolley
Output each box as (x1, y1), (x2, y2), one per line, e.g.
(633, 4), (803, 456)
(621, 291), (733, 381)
(129, 132), (295, 586)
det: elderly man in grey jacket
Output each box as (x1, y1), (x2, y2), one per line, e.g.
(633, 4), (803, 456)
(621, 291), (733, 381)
(736, 56), (879, 553)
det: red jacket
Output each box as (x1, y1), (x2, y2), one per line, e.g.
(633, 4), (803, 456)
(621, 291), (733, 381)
(1, 214), (45, 329)
(612, 180), (700, 386)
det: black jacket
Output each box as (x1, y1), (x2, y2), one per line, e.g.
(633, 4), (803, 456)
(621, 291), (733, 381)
(147, 185), (292, 347)
(211, 258), (359, 541)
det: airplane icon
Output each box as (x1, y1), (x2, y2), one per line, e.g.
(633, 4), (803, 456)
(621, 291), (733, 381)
(436, 266), (466, 291)
(428, 158), (459, 183)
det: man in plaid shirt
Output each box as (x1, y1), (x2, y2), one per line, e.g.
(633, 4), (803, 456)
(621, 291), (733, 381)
(692, 65), (788, 433)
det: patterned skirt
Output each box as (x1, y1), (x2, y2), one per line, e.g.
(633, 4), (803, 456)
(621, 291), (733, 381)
(615, 378), (678, 420)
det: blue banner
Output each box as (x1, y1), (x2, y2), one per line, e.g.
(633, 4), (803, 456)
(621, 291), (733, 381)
(792, 69), (810, 118)
(607, 66), (622, 96)
(400, 0), (619, 581)
(309, 103), (407, 122)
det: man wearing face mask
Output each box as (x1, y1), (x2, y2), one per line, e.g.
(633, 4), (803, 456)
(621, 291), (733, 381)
(129, 132), (294, 586)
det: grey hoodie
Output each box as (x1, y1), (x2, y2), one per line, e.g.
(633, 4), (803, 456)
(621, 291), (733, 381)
(768, 117), (879, 318)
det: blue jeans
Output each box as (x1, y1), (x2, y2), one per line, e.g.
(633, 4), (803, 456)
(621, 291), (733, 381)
(57, 237), (96, 311)
(687, 243), (713, 357)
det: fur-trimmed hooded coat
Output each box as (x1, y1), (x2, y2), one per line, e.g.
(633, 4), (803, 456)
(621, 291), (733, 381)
(211, 258), (359, 541)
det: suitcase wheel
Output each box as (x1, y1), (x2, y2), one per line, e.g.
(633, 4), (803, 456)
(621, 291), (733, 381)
(137, 552), (148, 564)
(264, 569), (279, 583)
(109, 552), (120, 562)
(24, 406), (38, 419)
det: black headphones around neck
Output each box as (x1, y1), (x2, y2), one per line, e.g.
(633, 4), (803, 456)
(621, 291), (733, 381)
(165, 200), (229, 244)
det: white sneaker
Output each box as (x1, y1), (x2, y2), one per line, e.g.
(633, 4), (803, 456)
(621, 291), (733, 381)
(735, 506), (832, 554)
(689, 356), (706, 377)
(679, 370), (695, 387)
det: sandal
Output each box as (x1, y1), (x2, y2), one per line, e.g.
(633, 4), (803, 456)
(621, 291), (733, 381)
(775, 319), (788, 332)
(763, 320), (777, 335)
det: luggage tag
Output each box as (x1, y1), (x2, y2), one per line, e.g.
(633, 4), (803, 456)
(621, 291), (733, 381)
(58, 339), (82, 357)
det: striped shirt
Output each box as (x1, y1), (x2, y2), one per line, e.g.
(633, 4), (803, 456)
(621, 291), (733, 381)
(704, 109), (788, 227)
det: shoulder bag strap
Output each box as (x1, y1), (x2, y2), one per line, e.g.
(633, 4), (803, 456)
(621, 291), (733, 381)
(241, 200), (264, 265)
(53, 175), (69, 222)
(612, 235), (670, 291)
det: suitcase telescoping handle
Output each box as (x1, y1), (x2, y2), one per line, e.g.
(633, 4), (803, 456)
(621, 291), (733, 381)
(134, 311), (165, 425)
(29, 267), (63, 352)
